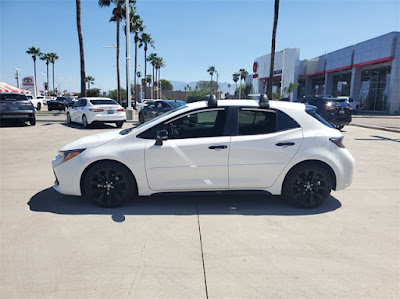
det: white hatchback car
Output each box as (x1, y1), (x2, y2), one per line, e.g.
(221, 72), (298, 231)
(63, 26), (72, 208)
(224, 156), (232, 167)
(52, 96), (354, 208)
(67, 97), (126, 128)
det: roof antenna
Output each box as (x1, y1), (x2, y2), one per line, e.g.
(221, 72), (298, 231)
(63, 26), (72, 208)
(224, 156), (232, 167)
(259, 93), (269, 109)
(208, 94), (217, 107)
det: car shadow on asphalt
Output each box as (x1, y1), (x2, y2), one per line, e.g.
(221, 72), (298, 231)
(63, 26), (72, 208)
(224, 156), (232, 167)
(61, 123), (120, 130)
(28, 188), (342, 222)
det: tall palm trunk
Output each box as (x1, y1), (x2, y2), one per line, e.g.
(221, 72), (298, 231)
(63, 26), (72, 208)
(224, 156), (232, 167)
(76, 0), (86, 97)
(268, 0), (279, 100)
(46, 62), (49, 94)
(152, 64), (155, 99)
(144, 46), (147, 98)
(134, 33), (138, 105)
(33, 56), (37, 95)
(210, 74), (213, 94)
(116, 15), (121, 104)
(158, 67), (161, 98)
(52, 63), (55, 92)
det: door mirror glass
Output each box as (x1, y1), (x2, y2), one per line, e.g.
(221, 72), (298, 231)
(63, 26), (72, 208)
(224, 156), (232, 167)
(155, 130), (169, 146)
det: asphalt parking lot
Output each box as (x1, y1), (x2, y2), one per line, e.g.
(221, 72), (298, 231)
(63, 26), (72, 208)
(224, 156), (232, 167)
(0, 121), (399, 298)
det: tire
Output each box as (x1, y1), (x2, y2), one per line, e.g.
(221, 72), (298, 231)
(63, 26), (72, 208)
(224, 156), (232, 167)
(36, 103), (41, 111)
(82, 161), (136, 208)
(337, 125), (344, 130)
(48, 108), (52, 111)
(82, 115), (89, 128)
(29, 115), (36, 126)
(116, 121), (123, 128)
(67, 113), (72, 124)
(139, 113), (144, 124)
(282, 163), (332, 208)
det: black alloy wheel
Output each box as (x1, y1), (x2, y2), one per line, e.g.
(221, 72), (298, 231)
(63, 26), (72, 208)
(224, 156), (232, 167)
(83, 162), (135, 208)
(283, 164), (332, 208)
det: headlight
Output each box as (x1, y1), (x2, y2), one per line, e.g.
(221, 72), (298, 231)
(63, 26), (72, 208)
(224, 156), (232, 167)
(59, 149), (85, 164)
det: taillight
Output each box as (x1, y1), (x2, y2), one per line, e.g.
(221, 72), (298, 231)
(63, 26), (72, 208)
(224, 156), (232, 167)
(89, 108), (104, 112)
(117, 108), (124, 112)
(0, 101), (6, 105)
(329, 137), (345, 148)
(325, 106), (335, 110)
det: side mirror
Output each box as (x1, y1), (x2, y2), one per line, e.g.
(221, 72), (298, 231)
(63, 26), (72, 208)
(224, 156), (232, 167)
(349, 98), (354, 102)
(155, 129), (168, 146)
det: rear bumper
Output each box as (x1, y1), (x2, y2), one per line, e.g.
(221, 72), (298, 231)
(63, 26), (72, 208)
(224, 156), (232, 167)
(0, 112), (34, 120)
(87, 113), (126, 124)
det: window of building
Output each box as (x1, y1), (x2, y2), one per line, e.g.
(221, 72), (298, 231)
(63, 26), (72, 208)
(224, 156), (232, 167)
(332, 73), (351, 97)
(359, 65), (391, 111)
(311, 76), (325, 96)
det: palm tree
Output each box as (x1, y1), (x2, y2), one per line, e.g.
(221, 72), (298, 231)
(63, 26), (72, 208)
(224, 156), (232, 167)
(99, 0), (131, 104)
(239, 68), (249, 99)
(126, 9), (144, 104)
(139, 33), (155, 98)
(86, 76), (95, 89)
(40, 53), (52, 94)
(147, 53), (158, 98)
(207, 66), (216, 94)
(232, 73), (240, 97)
(26, 46), (41, 96)
(48, 53), (59, 92)
(155, 57), (165, 99)
(268, 0), (280, 100)
(76, 0), (86, 97)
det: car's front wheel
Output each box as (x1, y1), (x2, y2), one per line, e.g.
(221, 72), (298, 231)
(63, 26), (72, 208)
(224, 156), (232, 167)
(282, 163), (332, 208)
(139, 112), (144, 124)
(36, 103), (41, 111)
(82, 161), (136, 208)
(82, 115), (89, 128)
(67, 113), (72, 124)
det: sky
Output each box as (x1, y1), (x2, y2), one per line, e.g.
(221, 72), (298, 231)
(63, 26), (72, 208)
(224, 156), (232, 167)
(1, 0), (399, 93)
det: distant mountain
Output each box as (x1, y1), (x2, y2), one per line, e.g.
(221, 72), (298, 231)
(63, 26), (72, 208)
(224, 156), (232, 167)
(170, 80), (235, 94)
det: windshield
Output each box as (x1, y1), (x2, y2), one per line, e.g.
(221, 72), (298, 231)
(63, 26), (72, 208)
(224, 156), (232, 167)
(168, 101), (185, 108)
(119, 104), (187, 135)
(90, 99), (118, 105)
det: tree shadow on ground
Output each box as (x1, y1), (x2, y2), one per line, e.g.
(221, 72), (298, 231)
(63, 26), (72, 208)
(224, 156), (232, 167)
(28, 188), (342, 222)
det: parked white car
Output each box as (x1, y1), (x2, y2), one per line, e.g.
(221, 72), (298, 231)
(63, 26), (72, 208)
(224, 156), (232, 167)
(337, 96), (359, 113)
(66, 97), (126, 128)
(26, 94), (43, 111)
(53, 96), (354, 208)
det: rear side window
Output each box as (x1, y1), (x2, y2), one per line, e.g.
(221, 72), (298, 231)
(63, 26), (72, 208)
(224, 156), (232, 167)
(90, 99), (118, 105)
(306, 105), (333, 128)
(276, 110), (300, 131)
(0, 94), (27, 101)
(238, 109), (276, 135)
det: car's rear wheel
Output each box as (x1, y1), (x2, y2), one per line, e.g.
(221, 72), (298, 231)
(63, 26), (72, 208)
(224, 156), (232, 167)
(36, 103), (41, 111)
(48, 107), (52, 111)
(139, 113), (144, 124)
(116, 121), (123, 128)
(29, 115), (36, 126)
(67, 113), (72, 124)
(82, 115), (89, 128)
(83, 161), (136, 208)
(282, 163), (332, 208)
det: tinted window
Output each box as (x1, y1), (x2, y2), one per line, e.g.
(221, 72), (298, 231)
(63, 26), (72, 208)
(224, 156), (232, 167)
(276, 110), (300, 131)
(139, 109), (227, 139)
(238, 109), (276, 135)
(167, 101), (185, 108)
(306, 105), (333, 128)
(79, 99), (87, 107)
(0, 94), (27, 101)
(90, 99), (117, 105)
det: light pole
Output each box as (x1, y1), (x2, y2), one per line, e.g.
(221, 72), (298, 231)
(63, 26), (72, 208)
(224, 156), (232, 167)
(137, 65), (142, 102)
(41, 73), (46, 95)
(59, 77), (63, 95)
(14, 68), (22, 88)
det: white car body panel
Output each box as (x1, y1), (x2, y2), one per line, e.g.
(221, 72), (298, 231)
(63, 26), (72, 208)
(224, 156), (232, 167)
(53, 100), (355, 198)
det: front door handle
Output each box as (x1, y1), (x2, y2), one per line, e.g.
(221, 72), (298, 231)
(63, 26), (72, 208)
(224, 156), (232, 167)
(276, 142), (295, 146)
(209, 145), (228, 150)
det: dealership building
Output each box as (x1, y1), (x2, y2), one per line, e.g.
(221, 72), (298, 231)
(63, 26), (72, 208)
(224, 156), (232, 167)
(248, 32), (400, 114)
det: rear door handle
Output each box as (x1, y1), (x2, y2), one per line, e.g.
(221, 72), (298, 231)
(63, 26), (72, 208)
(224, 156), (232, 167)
(276, 142), (295, 146)
(209, 145), (228, 150)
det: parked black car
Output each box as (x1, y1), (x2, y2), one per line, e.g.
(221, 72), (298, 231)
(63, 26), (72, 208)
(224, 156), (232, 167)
(0, 92), (36, 125)
(295, 96), (352, 130)
(139, 100), (186, 123)
(48, 97), (75, 111)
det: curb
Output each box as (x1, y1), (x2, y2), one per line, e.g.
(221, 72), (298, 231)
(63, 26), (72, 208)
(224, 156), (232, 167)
(350, 123), (400, 133)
